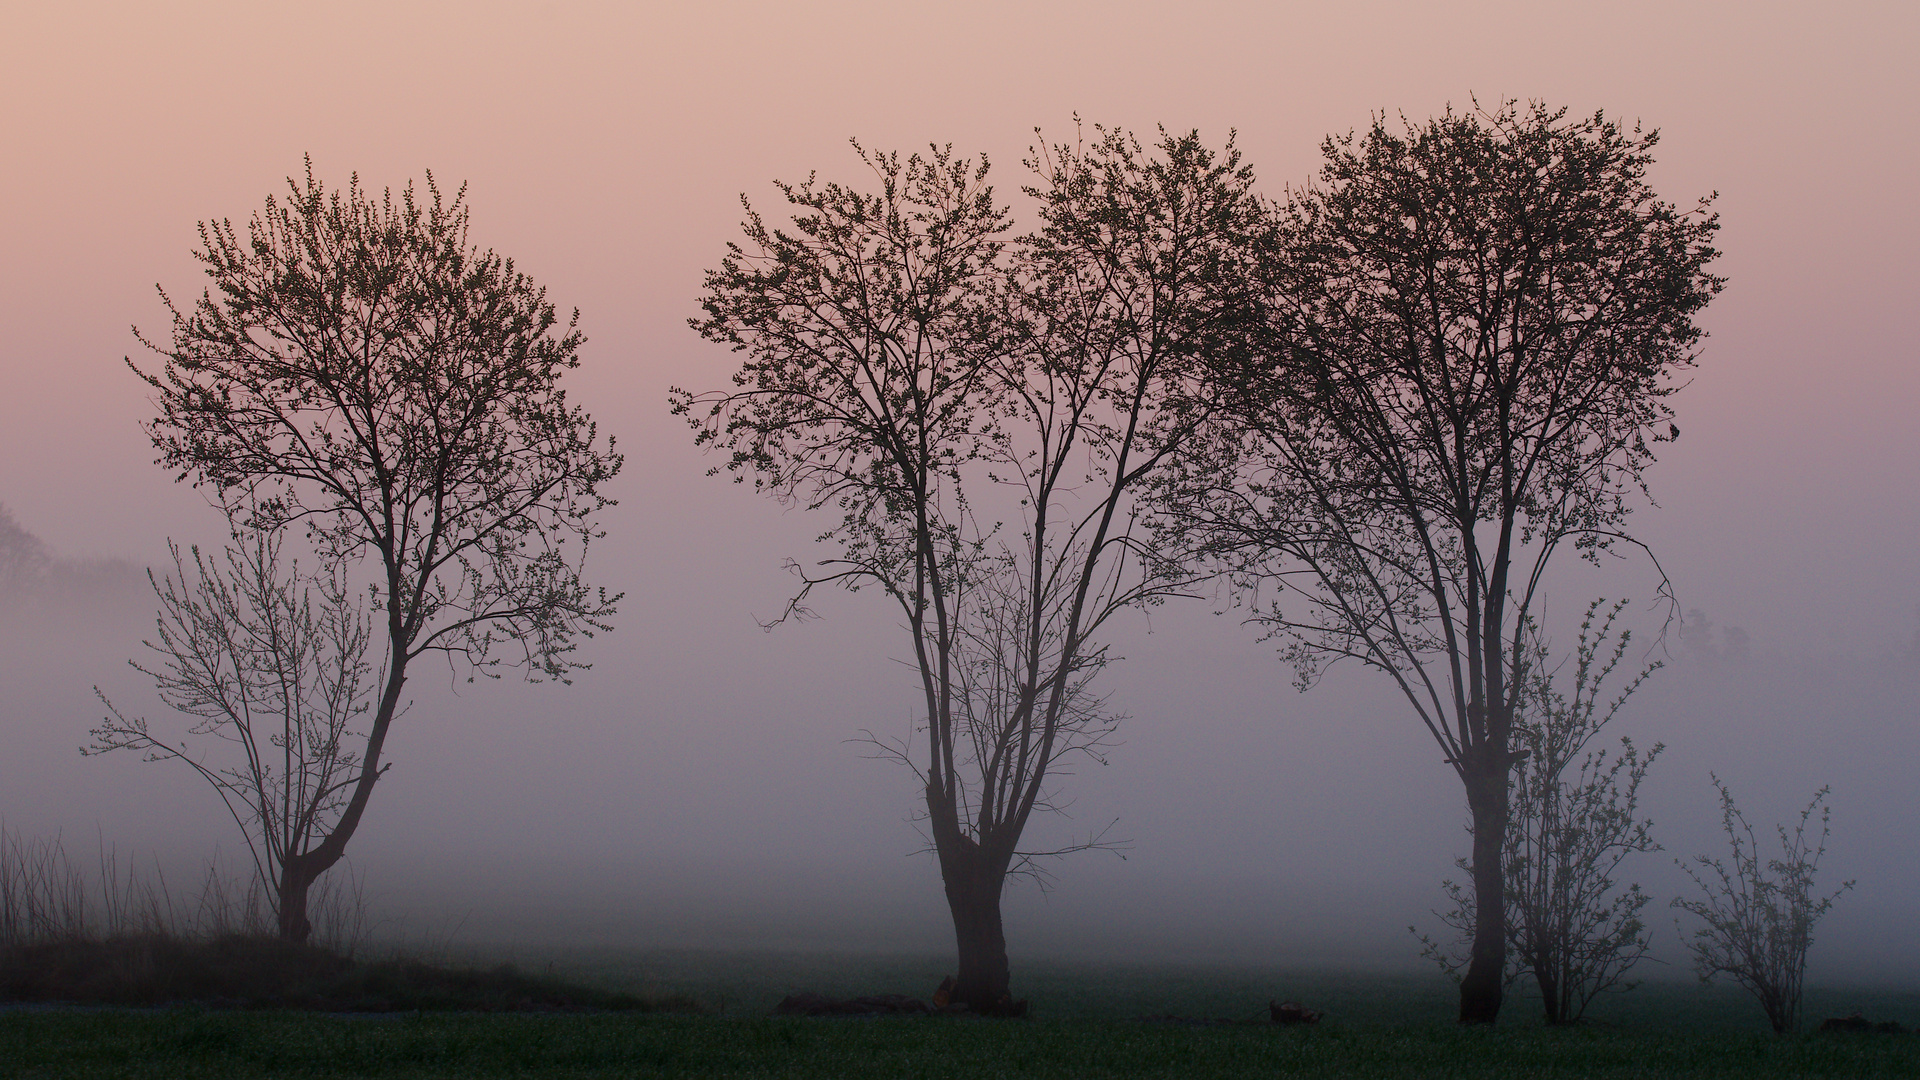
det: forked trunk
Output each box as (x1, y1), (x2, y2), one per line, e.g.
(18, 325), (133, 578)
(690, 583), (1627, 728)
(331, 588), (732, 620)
(927, 779), (1016, 1014)
(944, 859), (1011, 1013)
(274, 654), (405, 947)
(1533, 963), (1564, 1024)
(276, 859), (318, 944)
(1459, 761), (1510, 1024)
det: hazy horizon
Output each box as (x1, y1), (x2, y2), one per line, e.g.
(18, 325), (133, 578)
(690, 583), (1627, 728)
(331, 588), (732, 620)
(3, 1), (1915, 990)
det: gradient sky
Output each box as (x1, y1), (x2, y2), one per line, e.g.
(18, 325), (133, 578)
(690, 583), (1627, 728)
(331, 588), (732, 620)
(2, 2), (1916, 980)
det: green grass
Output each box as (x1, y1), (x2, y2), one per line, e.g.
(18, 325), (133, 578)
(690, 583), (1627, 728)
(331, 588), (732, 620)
(473, 944), (1920, 1031)
(5, 948), (1916, 1078)
(3, 1010), (1917, 1079)
(533, 948), (1456, 1022)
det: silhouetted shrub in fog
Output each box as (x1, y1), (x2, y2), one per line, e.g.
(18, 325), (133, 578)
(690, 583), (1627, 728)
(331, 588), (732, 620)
(1673, 779), (1851, 1033)
(1416, 601), (1664, 1024)
(0, 502), (144, 612)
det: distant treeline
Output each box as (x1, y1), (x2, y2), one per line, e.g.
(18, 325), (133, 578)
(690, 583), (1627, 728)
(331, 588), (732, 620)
(0, 503), (145, 609)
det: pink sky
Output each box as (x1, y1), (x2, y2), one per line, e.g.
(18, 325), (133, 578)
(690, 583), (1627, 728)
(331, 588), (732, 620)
(2, 2), (1916, 974)
(3, 1), (1915, 647)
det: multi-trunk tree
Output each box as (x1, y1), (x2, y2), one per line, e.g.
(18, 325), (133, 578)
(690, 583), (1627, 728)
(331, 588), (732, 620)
(124, 162), (622, 941)
(1153, 101), (1721, 1022)
(680, 128), (1262, 1012)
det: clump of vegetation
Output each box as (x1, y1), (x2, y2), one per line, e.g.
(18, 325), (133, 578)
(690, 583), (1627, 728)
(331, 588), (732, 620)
(0, 502), (145, 610)
(1416, 601), (1664, 1024)
(0, 827), (86, 945)
(1, 823), (364, 951)
(1504, 604), (1663, 1023)
(1673, 778), (1852, 1033)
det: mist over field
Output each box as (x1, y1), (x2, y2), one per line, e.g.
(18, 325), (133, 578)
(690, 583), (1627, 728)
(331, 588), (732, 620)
(6, 511), (1917, 983)
(3, 0), (1916, 993)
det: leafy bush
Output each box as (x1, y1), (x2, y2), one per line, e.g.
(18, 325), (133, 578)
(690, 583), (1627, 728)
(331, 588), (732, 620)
(1673, 779), (1852, 1033)
(1416, 601), (1663, 1023)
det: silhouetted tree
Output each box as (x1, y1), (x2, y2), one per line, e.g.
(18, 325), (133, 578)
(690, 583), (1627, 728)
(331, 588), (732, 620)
(89, 528), (375, 937)
(679, 128), (1260, 1012)
(1154, 101), (1721, 1022)
(1674, 779), (1851, 1033)
(128, 162), (622, 941)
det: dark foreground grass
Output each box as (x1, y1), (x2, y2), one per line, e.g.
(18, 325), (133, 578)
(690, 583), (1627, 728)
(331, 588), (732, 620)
(471, 944), (1920, 1032)
(4, 1011), (1919, 1080)
(6, 946), (1916, 1078)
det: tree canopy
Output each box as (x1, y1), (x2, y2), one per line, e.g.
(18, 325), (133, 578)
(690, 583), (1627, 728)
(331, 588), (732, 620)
(680, 127), (1264, 1011)
(128, 161), (622, 938)
(1154, 100), (1722, 1022)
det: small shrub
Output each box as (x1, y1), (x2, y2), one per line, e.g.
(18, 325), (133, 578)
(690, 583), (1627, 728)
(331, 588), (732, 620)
(1414, 601), (1663, 1024)
(1672, 777), (1852, 1033)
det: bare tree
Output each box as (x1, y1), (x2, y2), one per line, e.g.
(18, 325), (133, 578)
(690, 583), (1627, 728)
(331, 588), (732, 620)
(1153, 100), (1722, 1022)
(1418, 599), (1663, 1023)
(679, 127), (1261, 1012)
(933, 556), (1127, 896)
(1674, 779), (1852, 1033)
(127, 161), (622, 941)
(87, 527), (375, 940)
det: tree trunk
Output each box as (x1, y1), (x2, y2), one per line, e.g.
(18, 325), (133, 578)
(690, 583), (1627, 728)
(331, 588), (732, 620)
(273, 654), (405, 947)
(943, 856), (1012, 1014)
(1533, 961), (1563, 1024)
(1459, 761), (1509, 1024)
(926, 779), (1015, 1014)
(276, 858), (318, 944)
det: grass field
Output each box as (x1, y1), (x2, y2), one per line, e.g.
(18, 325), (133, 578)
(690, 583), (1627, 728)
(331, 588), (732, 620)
(4, 948), (1917, 1078)
(472, 944), (1920, 1030)
(6, 1009), (1920, 1079)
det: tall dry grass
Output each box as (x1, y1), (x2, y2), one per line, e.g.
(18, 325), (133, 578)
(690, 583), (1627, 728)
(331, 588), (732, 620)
(0, 822), (368, 955)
